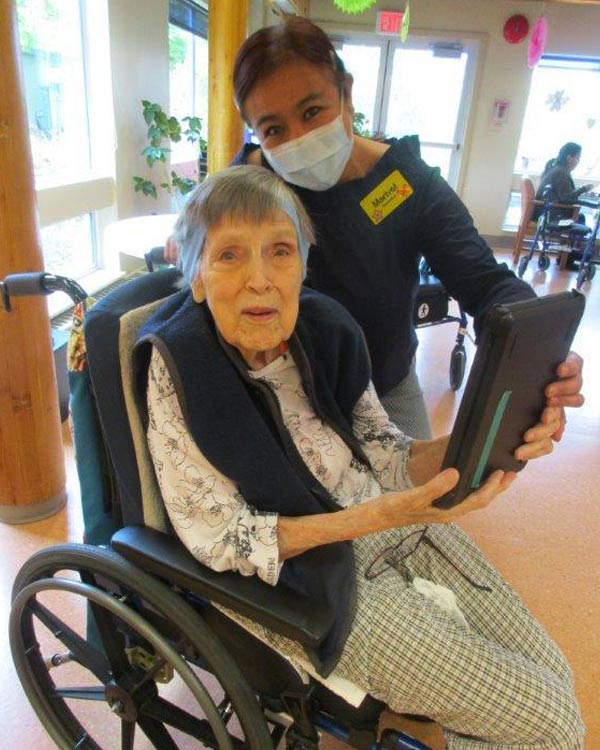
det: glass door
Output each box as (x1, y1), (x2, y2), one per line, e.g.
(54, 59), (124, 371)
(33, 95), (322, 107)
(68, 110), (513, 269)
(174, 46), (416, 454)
(335, 34), (479, 189)
(332, 37), (387, 136)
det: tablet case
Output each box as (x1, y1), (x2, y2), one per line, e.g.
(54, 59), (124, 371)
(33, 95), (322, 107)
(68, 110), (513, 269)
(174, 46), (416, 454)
(434, 290), (586, 509)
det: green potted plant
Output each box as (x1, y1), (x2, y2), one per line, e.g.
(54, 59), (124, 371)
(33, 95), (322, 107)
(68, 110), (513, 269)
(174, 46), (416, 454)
(133, 100), (207, 200)
(352, 111), (372, 137)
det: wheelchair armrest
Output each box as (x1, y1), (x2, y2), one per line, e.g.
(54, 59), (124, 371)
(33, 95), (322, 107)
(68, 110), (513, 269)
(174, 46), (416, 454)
(111, 525), (333, 649)
(550, 202), (579, 211)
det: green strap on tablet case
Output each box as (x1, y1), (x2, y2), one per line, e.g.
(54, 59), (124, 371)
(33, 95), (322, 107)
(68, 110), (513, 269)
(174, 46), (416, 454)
(472, 390), (512, 488)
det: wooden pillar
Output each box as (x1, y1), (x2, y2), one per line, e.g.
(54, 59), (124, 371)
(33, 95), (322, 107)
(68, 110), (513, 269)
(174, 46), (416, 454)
(207, 0), (249, 173)
(0, 0), (67, 523)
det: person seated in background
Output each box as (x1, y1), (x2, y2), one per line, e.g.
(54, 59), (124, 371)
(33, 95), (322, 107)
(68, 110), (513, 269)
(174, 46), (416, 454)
(533, 142), (593, 223)
(139, 165), (584, 750)
(533, 142), (594, 269)
(165, 17), (584, 442)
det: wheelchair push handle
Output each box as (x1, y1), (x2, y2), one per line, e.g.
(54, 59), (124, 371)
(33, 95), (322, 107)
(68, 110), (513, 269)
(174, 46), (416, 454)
(144, 245), (168, 273)
(0, 272), (88, 312)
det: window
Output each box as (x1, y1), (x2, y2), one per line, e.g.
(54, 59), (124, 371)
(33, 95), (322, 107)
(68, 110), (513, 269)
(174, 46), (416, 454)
(169, 0), (208, 165)
(18, 0), (91, 186)
(515, 56), (600, 181)
(41, 215), (96, 278)
(17, 0), (114, 290)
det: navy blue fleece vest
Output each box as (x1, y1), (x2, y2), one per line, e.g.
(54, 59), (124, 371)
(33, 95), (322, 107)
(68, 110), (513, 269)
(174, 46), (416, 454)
(136, 287), (371, 676)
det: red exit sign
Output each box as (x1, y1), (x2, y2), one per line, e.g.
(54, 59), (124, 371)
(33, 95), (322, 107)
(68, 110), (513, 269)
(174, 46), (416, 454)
(376, 10), (404, 35)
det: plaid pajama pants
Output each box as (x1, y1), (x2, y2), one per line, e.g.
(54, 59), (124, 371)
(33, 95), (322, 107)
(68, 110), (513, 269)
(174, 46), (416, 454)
(333, 524), (585, 750)
(222, 523), (585, 749)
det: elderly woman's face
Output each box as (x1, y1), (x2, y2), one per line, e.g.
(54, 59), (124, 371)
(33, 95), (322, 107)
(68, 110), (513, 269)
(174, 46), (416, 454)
(192, 212), (303, 370)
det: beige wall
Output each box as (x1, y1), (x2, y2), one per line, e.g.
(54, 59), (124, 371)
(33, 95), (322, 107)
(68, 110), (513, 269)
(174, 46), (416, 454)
(108, 0), (171, 218)
(311, 0), (600, 235)
(107, 0), (267, 220)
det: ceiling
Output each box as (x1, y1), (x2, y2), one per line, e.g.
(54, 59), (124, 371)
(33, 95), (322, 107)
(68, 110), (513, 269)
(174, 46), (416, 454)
(508, 0), (600, 5)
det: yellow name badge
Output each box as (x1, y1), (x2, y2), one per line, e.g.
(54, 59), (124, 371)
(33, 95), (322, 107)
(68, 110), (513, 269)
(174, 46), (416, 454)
(360, 170), (414, 225)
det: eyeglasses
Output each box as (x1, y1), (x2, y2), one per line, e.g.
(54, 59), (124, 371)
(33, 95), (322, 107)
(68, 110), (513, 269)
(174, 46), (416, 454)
(364, 527), (428, 581)
(364, 526), (492, 592)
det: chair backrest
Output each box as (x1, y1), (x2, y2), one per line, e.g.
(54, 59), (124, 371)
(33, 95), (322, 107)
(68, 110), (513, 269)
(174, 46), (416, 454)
(520, 177), (536, 226)
(85, 269), (182, 527)
(119, 300), (171, 532)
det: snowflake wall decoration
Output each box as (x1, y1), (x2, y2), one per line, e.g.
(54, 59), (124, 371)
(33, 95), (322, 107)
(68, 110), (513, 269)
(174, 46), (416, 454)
(546, 90), (569, 112)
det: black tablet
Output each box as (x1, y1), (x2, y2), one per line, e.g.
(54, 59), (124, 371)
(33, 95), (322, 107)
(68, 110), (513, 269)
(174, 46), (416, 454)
(434, 290), (585, 509)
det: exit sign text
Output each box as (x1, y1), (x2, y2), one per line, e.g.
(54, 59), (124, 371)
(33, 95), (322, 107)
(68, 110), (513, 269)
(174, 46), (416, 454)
(376, 10), (403, 36)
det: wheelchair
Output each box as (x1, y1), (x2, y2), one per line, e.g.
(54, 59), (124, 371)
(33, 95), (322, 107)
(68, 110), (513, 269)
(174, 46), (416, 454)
(516, 191), (591, 279)
(574, 194), (600, 289)
(415, 259), (469, 392)
(5, 269), (436, 750)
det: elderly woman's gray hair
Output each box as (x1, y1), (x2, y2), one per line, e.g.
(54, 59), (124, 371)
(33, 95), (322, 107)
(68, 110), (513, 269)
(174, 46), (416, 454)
(174, 165), (315, 286)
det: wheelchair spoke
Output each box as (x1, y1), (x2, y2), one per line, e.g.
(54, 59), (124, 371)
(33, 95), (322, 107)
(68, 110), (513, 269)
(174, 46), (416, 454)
(55, 685), (106, 701)
(27, 599), (111, 683)
(121, 719), (136, 750)
(140, 696), (220, 744)
(79, 574), (133, 678)
(138, 715), (179, 750)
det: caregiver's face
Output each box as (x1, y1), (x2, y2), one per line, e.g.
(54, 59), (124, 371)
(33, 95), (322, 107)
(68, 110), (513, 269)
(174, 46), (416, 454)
(192, 212), (303, 370)
(243, 58), (353, 150)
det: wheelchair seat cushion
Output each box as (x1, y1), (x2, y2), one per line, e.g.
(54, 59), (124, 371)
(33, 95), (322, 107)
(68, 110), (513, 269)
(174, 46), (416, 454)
(546, 221), (590, 235)
(111, 525), (370, 707)
(111, 525), (334, 649)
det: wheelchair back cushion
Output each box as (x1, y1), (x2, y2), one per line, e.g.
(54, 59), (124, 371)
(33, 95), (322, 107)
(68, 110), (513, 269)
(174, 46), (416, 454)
(120, 300), (171, 532)
(85, 269), (183, 526)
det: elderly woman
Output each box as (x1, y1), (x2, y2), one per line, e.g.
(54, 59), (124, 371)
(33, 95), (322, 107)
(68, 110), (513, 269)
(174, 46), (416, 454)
(141, 165), (584, 750)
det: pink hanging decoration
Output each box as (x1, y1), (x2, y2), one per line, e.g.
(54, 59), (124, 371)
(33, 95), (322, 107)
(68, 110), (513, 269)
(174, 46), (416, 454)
(528, 16), (548, 69)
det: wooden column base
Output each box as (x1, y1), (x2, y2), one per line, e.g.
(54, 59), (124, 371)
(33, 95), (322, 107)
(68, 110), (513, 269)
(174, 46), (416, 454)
(0, 488), (67, 525)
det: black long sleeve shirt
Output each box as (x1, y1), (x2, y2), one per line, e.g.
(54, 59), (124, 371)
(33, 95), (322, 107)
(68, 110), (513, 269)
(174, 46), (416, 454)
(533, 164), (588, 221)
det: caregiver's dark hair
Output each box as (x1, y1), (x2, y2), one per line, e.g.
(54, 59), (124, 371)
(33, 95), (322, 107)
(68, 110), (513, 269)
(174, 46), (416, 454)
(233, 17), (347, 120)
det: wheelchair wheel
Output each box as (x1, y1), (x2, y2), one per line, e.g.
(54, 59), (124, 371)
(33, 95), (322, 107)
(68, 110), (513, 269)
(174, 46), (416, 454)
(576, 263), (595, 289)
(537, 254), (550, 271)
(10, 544), (274, 750)
(449, 344), (467, 391)
(517, 256), (528, 278)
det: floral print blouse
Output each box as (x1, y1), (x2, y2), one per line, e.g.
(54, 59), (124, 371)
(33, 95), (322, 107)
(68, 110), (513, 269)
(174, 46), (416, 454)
(147, 347), (413, 586)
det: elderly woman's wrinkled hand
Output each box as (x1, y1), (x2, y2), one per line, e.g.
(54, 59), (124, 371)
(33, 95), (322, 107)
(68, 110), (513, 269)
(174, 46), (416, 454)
(384, 467), (517, 525)
(544, 350), (584, 441)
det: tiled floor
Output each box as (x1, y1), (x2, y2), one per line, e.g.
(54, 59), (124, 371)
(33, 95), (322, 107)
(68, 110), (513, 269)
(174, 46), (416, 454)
(1, 251), (598, 749)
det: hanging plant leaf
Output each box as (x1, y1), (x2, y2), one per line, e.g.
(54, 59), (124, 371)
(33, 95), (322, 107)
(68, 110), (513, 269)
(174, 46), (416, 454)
(333, 0), (377, 15)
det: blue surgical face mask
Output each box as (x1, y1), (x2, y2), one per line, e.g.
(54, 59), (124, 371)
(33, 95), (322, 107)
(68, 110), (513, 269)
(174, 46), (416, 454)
(262, 103), (353, 192)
